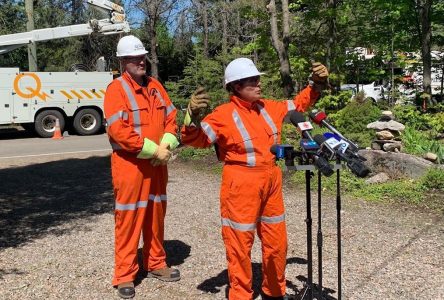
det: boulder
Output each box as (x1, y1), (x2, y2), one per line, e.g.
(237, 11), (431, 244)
(358, 149), (440, 179)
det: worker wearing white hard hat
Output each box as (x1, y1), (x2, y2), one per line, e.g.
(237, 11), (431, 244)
(223, 57), (265, 87)
(181, 57), (329, 300)
(104, 35), (180, 299)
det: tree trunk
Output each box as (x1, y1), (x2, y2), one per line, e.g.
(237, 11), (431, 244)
(326, 0), (337, 72)
(25, 0), (37, 71)
(72, 0), (81, 24)
(221, 1), (228, 56)
(419, 0), (432, 99)
(201, 1), (209, 58)
(146, 1), (159, 78)
(267, 0), (293, 97)
(441, 61), (444, 98)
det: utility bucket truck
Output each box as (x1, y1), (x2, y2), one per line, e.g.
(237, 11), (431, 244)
(0, 0), (130, 137)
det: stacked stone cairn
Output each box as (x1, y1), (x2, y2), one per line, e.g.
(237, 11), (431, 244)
(367, 111), (405, 152)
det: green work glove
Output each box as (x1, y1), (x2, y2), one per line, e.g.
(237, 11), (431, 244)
(160, 132), (179, 150)
(137, 138), (171, 166)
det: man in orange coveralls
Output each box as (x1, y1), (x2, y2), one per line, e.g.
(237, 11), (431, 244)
(104, 35), (180, 299)
(181, 57), (329, 300)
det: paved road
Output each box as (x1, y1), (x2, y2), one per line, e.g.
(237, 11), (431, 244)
(0, 129), (111, 167)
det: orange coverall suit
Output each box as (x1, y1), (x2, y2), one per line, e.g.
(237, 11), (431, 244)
(104, 72), (177, 286)
(181, 86), (319, 299)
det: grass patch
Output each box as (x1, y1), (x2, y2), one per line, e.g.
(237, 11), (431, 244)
(177, 146), (215, 160)
(288, 165), (443, 209)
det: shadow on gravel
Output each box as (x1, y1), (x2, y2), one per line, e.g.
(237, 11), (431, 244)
(196, 256), (334, 299)
(135, 240), (191, 285)
(0, 156), (113, 250)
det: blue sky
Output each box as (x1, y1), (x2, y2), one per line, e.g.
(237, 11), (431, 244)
(121, 0), (192, 29)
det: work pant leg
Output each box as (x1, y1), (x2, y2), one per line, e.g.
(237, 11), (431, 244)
(257, 166), (287, 297)
(220, 166), (262, 300)
(142, 165), (168, 271)
(112, 154), (150, 286)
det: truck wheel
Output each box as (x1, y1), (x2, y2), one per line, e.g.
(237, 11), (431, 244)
(73, 108), (102, 136)
(34, 110), (65, 138)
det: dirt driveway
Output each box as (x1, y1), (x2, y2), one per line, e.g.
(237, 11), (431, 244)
(0, 153), (443, 299)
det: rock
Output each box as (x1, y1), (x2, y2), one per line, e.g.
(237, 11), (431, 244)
(379, 111), (394, 121)
(379, 115), (393, 122)
(381, 110), (393, 117)
(371, 141), (382, 150)
(376, 130), (395, 140)
(382, 141), (402, 152)
(367, 120), (405, 131)
(365, 172), (390, 184)
(423, 152), (438, 162)
(358, 149), (442, 179)
(372, 139), (392, 145)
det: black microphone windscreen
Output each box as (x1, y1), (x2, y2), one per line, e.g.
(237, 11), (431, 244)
(308, 111), (317, 120)
(313, 134), (327, 145)
(347, 159), (371, 178)
(289, 111), (306, 126)
(270, 144), (278, 155)
(314, 156), (334, 177)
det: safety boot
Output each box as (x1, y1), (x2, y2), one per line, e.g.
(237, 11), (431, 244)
(117, 281), (135, 299)
(147, 266), (181, 282)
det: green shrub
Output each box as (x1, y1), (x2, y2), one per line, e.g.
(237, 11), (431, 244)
(329, 100), (381, 148)
(420, 167), (444, 190)
(315, 90), (353, 114)
(393, 105), (430, 130)
(427, 112), (444, 134)
(402, 126), (444, 163)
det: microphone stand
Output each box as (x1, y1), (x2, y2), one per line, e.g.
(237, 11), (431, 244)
(336, 159), (342, 300)
(294, 157), (314, 300)
(284, 154), (343, 300)
(317, 170), (323, 300)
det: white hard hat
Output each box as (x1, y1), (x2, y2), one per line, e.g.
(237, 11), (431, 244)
(224, 57), (264, 87)
(116, 35), (148, 57)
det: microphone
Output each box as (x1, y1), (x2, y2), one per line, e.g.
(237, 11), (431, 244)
(289, 112), (334, 176)
(308, 110), (359, 152)
(270, 144), (301, 166)
(290, 111), (315, 141)
(314, 134), (370, 178)
(270, 144), (294, 159)
(313, 134), (339, 160)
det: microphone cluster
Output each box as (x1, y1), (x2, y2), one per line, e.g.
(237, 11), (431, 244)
(271, 110), (370, 178)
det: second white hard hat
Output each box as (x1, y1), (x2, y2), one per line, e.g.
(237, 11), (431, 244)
(116, 35), (148, 57)
(224, 57), (264, 87)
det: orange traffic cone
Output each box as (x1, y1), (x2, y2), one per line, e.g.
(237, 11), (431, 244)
(52, 118), (63, 140)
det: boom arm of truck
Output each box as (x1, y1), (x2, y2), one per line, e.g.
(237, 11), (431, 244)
(0, 0), (130, 55)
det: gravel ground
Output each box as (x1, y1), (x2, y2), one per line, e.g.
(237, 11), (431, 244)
(0, 153), (443, 299)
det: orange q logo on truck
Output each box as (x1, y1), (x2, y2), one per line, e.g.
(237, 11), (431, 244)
(13, 73), (51, 101)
